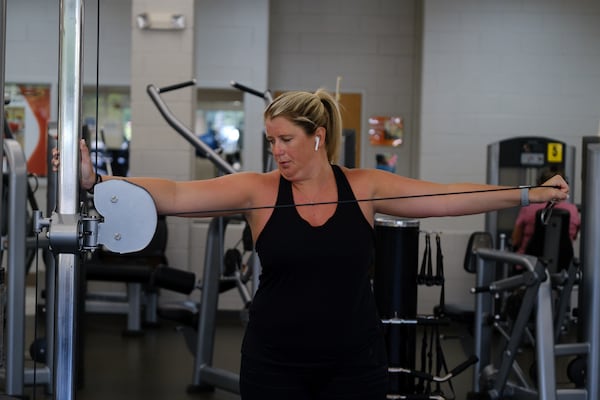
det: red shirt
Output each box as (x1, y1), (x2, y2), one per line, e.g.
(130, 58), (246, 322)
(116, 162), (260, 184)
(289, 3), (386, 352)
(514, 202), (580, 254)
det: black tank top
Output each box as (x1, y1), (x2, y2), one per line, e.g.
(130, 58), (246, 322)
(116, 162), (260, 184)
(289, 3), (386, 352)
(241, 165), (381, 366)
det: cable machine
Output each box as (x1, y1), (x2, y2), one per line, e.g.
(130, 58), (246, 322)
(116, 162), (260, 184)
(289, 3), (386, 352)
(485, 136), (576, 245)
(1, 1), (157, 398)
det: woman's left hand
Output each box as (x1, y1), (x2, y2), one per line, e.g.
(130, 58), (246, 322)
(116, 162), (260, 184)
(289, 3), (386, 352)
(531, 174), (569, 203)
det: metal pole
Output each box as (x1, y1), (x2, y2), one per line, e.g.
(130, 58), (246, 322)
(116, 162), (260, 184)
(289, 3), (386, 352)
(44, 131), (58, 395)
(3, 140), (28, 395)
(484, 142), (499, 243)
(0, 0), (10, 386)
(0, 0), (6, 264)
(54, 0), (84, 398)
(582, 143), (600, 400)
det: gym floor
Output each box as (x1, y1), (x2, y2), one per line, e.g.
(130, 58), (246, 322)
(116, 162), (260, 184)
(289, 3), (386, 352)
(21, 312), (479, 400)
(18, 297), (579, 400)
(76, 313), (243, 400)
(23, 312), (242, 400)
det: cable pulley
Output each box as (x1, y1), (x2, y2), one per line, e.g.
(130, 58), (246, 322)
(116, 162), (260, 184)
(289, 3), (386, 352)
(34, 180), (158, 255)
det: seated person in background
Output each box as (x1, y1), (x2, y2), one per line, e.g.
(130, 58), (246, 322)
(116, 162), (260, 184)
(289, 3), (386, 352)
(375, 153), (397, 173)
(512, 167), (580, 255)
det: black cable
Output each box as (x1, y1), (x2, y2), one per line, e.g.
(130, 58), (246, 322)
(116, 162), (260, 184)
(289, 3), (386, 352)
(425, 234), (434, 286)
(164, 184), (562, 216)
(32, 234), (39, 399)
(94, 0), (100, 168)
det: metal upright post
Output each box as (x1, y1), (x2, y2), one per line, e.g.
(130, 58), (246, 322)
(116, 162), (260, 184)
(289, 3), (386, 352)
(582, 143), (600, 400)
(44, 132), (58, 395)
(0, 0), (9, 392)
(0, 0), (6, 247)
(3, 141), (27, 396)
(54, 0), (84, 399)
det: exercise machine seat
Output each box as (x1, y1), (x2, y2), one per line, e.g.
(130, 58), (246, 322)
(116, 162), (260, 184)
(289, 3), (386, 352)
(84, 215), (168, 283)
(524, 208), (573, 273)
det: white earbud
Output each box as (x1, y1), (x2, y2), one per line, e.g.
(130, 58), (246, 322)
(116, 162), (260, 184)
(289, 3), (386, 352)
(314, 136), (320, 151)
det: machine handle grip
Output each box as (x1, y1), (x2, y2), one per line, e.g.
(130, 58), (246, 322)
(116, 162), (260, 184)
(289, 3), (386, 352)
(450, 355), (478, 377)
(230, 81), (266, 99)
(471, 286), (490, 294)
(158, 80), (196, 93)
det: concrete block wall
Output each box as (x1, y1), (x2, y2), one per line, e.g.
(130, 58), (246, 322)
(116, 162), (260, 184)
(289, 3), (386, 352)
(129, 0), (196, 292)
(419, 1), (600, 228)
(269, 0), (422, 178)
(5, 0), (132, 115)
(416, 0), (600, 312)
(194, 0), (269, 175)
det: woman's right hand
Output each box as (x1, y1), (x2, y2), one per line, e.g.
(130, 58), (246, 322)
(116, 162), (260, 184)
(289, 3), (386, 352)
(79, 140), (97, 191)
(51, 139), (97, 191)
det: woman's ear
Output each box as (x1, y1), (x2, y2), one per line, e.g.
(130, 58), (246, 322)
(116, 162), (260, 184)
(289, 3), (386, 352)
(314, 126), (326, 150)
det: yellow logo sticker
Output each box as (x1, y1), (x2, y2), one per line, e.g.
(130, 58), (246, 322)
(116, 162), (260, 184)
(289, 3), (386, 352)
(547, 142), (563, 162)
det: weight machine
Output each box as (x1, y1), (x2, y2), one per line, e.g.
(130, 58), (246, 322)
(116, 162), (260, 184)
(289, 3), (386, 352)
(0, 2), (159, 399)
(471, 142), (600, 400)
(474, 136), (600, 400)
(147, 80), (267, 395)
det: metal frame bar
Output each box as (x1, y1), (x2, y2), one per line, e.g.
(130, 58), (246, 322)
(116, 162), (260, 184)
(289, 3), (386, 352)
(146, 83), (236, 176)
(191, 217), (240, 394)
(472, 248), (593, 400)
(535, 272), (557, 400)
(582, 143), (600, 400)
(0, 1), (6, 388)
(0, 0), (5, 230)
(2, 139), (54, 395)
(53, 1), (84, 399)
(3, 139), (28, 395)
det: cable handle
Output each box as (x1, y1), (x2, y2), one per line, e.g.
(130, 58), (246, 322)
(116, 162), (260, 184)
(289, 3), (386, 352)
(471, 269), (543, 295)
(389, 355), (478, 382)
(417, 233), (430, 285)
(434, 233), (444, 285)
(449, 355), (478, 377)
(230, 81), (273, 103)
(158, 80), (196, 93)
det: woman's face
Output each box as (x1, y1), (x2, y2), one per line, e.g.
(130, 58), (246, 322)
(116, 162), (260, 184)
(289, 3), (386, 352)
(265, 116), (317, 180)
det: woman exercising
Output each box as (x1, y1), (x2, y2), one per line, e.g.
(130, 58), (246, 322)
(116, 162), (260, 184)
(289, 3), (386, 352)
(66, 89), (569, 399)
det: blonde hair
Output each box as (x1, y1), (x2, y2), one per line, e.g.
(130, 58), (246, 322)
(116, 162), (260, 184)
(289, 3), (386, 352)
(264, 89), (342, 163)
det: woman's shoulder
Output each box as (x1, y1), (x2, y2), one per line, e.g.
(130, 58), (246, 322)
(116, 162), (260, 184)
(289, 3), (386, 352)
(337, 166), (390, 199)
(340, 165), (403, 185)
(237, 169), (280, 194)
(230, 170), (279, 184)
(338, 166), (374, 186)
(338, 165), (380, 179)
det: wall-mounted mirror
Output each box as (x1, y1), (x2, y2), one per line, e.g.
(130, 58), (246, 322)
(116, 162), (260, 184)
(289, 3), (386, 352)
(195, 88), (244, 178)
